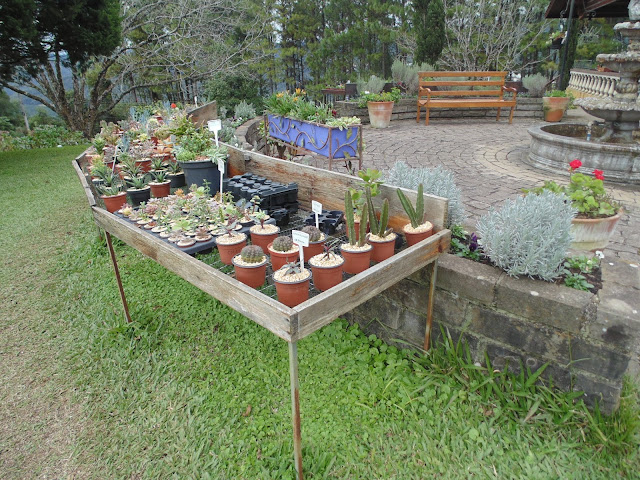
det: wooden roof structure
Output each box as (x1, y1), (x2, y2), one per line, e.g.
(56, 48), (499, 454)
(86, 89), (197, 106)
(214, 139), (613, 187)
(545, 0), (629, 18)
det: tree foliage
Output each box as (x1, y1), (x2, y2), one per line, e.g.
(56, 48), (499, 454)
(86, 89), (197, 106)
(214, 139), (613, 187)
(414, 0), (446, 65)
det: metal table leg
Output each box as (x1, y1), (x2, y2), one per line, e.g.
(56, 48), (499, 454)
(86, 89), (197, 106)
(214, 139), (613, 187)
(105, 231), (132, 324)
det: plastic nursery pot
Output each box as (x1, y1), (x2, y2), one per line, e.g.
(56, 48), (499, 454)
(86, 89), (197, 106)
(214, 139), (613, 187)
(250, 225), (280, 253)
(101, 192), (127, 213)
(302, 237), (326, 263)
(340, 244), (372, 275)
(403, 222), (434, 247)
(267, 242), (300, 271)
(232, 255), (268, 289)
(149, 181), (171, 198)
(368, 233), (397, 262)
(127, 186), (151, 207)
(273, 270), (311, 307)
(167, 172), (186, 189)
(216, 234), (247, 265)
(309, 255), (345, 292)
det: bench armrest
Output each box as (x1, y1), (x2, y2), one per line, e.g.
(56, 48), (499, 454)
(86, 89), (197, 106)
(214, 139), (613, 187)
(502, 86), (517, 99)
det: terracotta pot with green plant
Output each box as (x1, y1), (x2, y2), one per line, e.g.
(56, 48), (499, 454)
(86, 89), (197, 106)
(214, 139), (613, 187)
(216, 225), (247, 265)
(309, 240), (344, 291)
(232, 245), (268, 288)
(524, 159), (623, 250)
(149, 170), (171, 198)
(273, 261), (311, 307)
(396, 184), (434, 246)
(97, 176), (127, 213)
(250, 216), (280, 252)
(543, 90), (571, 122)
(365, 188), (396, 262)
(301, 225), (326, 261)
(358, 88), (401, 128)
(341, 192), (372, 274)
(268, 236), (299, 271)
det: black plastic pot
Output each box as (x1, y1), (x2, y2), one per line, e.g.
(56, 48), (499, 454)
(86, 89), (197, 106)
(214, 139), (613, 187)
(178, 159), (224, 194)
(127, 186), (151, 207)
(167, 172), (186, 189)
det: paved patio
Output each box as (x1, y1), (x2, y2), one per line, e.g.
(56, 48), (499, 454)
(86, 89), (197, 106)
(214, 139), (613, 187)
(360, 111), (640, 265)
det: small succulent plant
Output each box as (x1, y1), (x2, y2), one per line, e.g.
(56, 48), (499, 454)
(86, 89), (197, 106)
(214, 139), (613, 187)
(240, 245), (265, 263)
(195, 225), (209, 237)
(272, 235), (293, 252)
(321, 239), (341, 260)
(301, 225), (322, 242)
(281, 261), (302, 275)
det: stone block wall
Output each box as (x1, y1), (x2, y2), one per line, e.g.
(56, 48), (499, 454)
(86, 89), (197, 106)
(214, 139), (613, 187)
(335, 98), (544, 123)
(345, 254), (639, 413)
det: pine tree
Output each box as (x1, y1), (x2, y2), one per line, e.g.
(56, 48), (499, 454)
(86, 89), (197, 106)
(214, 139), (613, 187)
(414, 0), (445, 65)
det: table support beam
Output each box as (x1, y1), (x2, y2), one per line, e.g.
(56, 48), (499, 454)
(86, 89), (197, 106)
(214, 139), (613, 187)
(288, 340), (304, 479)
(424, 260), (438, 351)
(105, 231), (132, 324)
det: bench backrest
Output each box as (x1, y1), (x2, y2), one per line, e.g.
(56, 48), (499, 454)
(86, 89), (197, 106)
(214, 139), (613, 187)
(418, 71), (508, 98)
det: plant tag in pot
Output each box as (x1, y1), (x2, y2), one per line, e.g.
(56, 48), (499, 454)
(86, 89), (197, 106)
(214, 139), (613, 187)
(292, 230), (309, 264)
(312, 200), (322, 228)
(208, 119), (222, 147)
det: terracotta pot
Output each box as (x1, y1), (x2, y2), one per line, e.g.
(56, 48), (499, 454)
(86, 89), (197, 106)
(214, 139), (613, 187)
(274, 272), (311, 307)
(100, 192), (127, 213)
(369, 235), (396, 262)
(232, 255), (267, 288)
(267, 242), (299, 271)
(309, 259), (344, 291)
(135, 158), (152, 173)
(403, 222), (434, 247)
(302, 238), (326, 263)
(367, 101), (394, 128)
(570, 211), (623, 251)
(217, 237), (247, 265)
(149, 180), (171, 198)
(250, 227), (280, 253)
(542, 97), (570, 122)
(340, 245), (372, 274)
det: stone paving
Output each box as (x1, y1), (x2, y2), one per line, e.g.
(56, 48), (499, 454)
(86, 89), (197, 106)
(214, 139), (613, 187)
(360, 112), (640, 265)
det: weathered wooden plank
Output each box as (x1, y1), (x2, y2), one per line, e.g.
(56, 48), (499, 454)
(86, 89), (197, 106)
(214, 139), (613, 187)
(293, 230), (451, 340)
(73, 156), (96, 207)
(91, 206), (294, 341)
(228, 147), (449, 230)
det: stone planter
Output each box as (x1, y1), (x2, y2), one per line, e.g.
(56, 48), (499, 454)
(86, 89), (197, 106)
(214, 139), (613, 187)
(570, 211), (623, 251)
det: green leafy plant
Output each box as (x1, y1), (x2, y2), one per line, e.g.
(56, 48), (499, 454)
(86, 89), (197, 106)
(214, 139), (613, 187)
(450, 225), (482, 261)
(564, 255), (600, 274)
(396, 184), (425, 228)
(563, 270), (594, 291)
(128, 175), (148, 190)
(151, 170), (168, 183)
(357, 88), (402, 108)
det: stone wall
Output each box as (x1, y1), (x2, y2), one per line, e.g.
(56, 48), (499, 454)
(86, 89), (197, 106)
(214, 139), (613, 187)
(335, 98), (544, 123)
(345, 254), (639, 413)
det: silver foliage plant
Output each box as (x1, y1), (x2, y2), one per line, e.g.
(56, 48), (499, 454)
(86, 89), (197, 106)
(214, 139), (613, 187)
(476, 191), (577, 281)
(385, 161), (466, 227)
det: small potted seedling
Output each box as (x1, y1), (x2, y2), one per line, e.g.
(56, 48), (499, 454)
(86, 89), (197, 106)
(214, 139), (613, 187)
(215, 220), (247, 265)
(273, 261), (311, 307)
(194, 225), (212, 242)
(301, 225), (326, 261)
(126, 174), (151, 206)
(396, 184), (433, 246)
(149, 169), (171, 198)
(340, 191), (371, 274)
(267, 235), (299, 271)
(249, 211), (280, 252)
(232, 244), (268, 288)
(166, 160), (186, 188)
(365, 187), (395, 262)
(308, 239), (344, 291)
(97, 179), (127, 213)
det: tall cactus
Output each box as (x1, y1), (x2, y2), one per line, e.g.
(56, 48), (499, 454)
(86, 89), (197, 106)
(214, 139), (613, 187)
(397, 183), (425, 228)
(366, 187), (390, 237)
(345, 190), (356, 245)
(357, 205), (368, 247)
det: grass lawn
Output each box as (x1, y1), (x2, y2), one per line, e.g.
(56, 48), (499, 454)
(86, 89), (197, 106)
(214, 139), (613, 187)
(1, 146), (639, 479)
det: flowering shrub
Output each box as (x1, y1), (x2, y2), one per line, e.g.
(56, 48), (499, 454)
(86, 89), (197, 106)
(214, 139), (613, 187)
(524, 160), (621, 218)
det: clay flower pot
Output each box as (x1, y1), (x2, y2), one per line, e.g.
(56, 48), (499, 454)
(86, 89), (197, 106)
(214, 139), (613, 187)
(101, 192), (127, 213)
(367, 101), (394, 128)
(340, 243), (372, 274)
(135, 158), (152, 173)
(302, 235), (326, 263)
(403, 221), (433, 247)
(267, 242), (300, 271)
(216, 233), (247, 265)
(570, 210), (623, 251)
(232, 254), (268, 288)
(368, 233), (397, 262)
(273, 268), (311, 307)
(149, 180), (171, 198)
(542, 96), (570, 122)
(309, 253), (344, 291)
(250, 224), (280, 253)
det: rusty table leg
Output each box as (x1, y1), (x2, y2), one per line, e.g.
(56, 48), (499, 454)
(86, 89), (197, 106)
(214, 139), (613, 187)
(424, 260), (439, 351)
(288, 340), (303, 479)
(105, 231), (132, 324)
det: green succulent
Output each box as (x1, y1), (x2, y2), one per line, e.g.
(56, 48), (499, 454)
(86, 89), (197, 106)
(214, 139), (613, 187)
(301, 225), (322, 242)
(397, 183), (425, 228)
(240, 245), (265, 263)
(272, 236), (293, 252)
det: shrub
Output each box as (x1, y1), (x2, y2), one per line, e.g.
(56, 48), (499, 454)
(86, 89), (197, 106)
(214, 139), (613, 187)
(385, 161), (466, 227)
(356, 75), (385, 95)
(391, 60), (435, 95)
(0, 125), (85, 151)
(233, 100), (257, 121)
(522, 74), (549, 97)
(476, 191), (576, 281)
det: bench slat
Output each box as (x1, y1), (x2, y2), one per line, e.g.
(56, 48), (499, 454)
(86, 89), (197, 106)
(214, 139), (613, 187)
(418, 99), (516, 108)
(419, 80), (505, 87)
(418, 71), (508, 78)
(418, 89), (504, 97)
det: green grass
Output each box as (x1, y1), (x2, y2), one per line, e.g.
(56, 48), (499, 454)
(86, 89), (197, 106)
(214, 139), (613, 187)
(1, 147), (639, 479)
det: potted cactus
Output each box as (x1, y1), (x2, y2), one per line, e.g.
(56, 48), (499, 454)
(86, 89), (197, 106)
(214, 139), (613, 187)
(340, 191), (372, 274)
(232, 245), (268, 288)
(216, 223), (247, 265)
(249, 214), (280, 252)
(365, 188), (396, 262)
(273, 261), (311, 307)
(396, 184), (433, 246)
(308, 240), (344, 291)
(300, 225), (326, 262)
(267, 235), (300, 271)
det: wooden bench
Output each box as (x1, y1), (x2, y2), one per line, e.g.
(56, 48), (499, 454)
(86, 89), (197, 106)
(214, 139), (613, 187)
(416, 71), (517, 125)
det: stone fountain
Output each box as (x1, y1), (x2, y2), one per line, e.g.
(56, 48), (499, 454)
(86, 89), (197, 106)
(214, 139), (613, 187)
(528, 3), (640, 185)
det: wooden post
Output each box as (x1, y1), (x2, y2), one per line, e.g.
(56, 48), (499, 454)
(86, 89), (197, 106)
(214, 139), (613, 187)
(424, 260), (438, 351)
(288, 341), (304, 480)
(105, 232), (132, 324)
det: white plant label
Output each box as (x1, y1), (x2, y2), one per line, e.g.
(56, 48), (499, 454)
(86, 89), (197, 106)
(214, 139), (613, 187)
(312, 200), (322, 228)
(194, 96), (198, 108)
(292, 230), (309, 265)
(208, 119), (222, 147)
(217, 160), (225, 195)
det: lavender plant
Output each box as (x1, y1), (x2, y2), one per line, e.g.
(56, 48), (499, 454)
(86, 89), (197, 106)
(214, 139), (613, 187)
(476, 191), (576, 281)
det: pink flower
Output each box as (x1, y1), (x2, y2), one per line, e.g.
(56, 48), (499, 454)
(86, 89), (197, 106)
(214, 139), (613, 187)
(593, 169), (605, 180)
(171, 103), (177, 108)
(569, 159), (582, 170)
